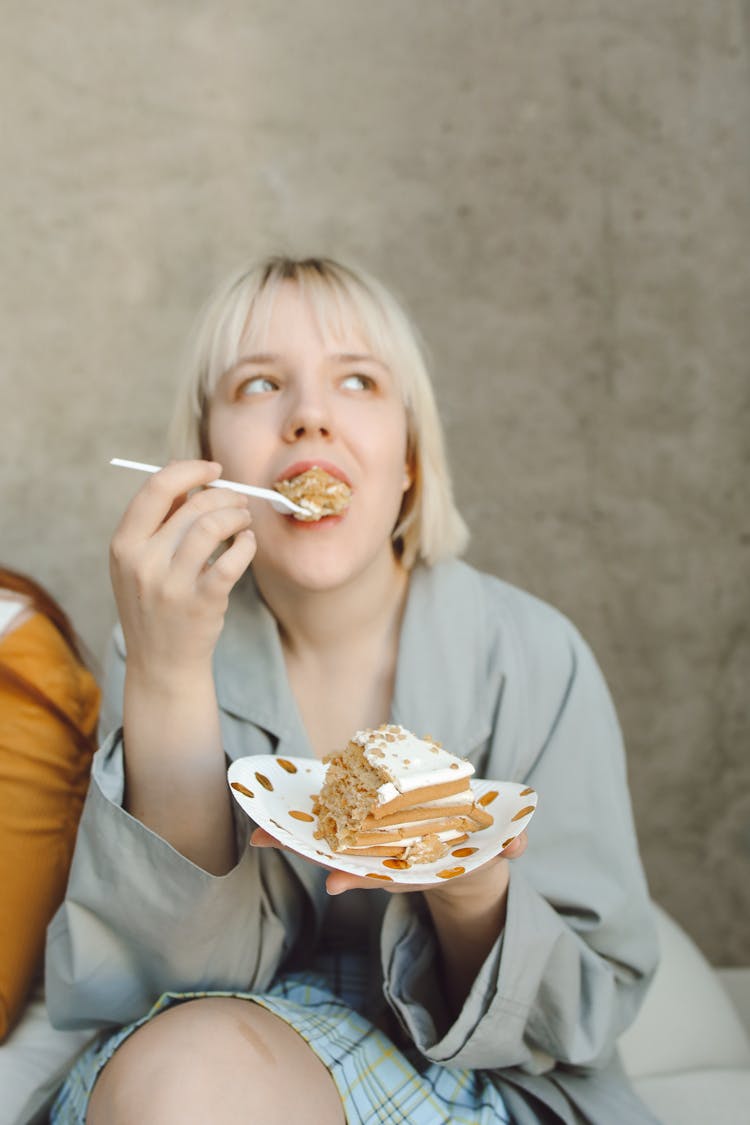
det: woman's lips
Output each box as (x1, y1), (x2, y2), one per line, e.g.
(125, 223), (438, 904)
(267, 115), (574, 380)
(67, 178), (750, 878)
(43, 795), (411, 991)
(282, 512), (347, 529)
(274, 460), (352, 487)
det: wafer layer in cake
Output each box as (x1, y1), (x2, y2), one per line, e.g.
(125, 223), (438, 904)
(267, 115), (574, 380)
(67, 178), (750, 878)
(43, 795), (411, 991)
(313, 725), (493, 865)
(274, 466), (352, 521)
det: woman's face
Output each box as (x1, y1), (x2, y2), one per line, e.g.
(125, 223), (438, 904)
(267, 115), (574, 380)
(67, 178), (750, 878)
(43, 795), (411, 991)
(206, 282), (411, 593)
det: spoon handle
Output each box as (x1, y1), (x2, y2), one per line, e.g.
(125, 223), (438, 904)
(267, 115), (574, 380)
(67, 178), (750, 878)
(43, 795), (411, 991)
(109, 459), (305, 515)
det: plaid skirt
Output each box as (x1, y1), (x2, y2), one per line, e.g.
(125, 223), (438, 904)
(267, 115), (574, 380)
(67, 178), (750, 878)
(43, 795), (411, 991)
(50, 951), (511, 1124)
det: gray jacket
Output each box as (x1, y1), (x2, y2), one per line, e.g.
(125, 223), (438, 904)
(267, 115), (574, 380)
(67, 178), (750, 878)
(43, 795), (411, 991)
(46, 559), (660, 1123)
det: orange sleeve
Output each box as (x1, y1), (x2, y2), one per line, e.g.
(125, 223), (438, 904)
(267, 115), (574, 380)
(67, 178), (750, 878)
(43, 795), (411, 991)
(0, 612), (100, 1040)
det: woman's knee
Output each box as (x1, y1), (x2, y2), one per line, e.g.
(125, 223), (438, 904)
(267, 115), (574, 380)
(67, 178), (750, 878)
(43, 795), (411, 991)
(86, 997), (345, 1125)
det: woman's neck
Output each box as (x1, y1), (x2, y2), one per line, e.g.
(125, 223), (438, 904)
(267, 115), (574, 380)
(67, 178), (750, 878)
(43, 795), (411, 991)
(253, 550), (410, 664)
(253, 552), (412, 757)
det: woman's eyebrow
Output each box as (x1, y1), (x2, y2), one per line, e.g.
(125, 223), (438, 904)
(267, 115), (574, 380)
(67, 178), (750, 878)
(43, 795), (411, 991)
(332, 352), (388, 369)
(232, 353), (281, 367)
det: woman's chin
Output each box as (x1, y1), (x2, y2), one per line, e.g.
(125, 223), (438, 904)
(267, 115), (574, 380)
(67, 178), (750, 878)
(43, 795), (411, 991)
(254, 529), (396, 595)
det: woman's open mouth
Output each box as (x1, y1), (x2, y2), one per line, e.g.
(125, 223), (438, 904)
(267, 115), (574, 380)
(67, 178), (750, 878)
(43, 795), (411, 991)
(273, 466), (353, 522)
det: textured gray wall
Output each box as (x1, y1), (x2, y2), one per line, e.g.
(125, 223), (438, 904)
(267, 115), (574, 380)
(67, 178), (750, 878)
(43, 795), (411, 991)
(2, 2), (748, 964)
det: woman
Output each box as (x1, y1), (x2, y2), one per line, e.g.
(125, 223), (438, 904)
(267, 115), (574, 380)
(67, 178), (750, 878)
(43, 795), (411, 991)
(48, 257), (659, 1124)
(0, 569), (99, 1041)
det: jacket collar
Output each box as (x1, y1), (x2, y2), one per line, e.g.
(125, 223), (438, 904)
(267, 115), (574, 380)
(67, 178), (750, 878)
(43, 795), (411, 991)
(213, 571), (305, 744)
(214, 559), (492, 757)
(391, 559), (492, 756)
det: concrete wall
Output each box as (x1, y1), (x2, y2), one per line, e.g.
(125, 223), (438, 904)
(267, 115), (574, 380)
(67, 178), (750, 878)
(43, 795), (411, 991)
(2, 1), (748, 964)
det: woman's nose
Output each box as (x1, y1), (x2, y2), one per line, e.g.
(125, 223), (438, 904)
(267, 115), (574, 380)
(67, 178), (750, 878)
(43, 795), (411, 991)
(282, 388), (332, 442)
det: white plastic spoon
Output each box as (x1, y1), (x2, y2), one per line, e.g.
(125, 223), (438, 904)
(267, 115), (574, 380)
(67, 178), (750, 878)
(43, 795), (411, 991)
(109, 458), (308, 516)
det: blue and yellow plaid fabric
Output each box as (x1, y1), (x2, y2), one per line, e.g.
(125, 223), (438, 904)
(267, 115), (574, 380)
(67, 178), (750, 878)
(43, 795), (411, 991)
(51, 951), (510, 1124)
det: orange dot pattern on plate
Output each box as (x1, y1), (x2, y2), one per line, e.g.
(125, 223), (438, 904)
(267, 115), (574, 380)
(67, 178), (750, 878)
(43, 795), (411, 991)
(383, 859), (410, 870)
(289, 810), (315, 822)
(276, 759), (298, 774)
(478, 789), (498, 807)
(366, 873), (393, 881)
(520, 787), (535, 796)
(230, 782), (254, 799)
(452, 847), (478, 858)
(255, 772), (273, 791)
(437, 867), (465, 879)
(512, 805), (535, 821)
(502, 837), (515, 849)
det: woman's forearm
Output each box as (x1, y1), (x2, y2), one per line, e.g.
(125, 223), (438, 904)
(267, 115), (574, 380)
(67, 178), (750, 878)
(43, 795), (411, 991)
(422, 857), (510, 1021)
(105, 460), (257, 875)
(123, 665), (236, 874)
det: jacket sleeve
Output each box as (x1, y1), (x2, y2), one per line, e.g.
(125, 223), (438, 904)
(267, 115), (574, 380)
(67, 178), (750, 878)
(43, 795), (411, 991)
(380, 609), (659, 1073)
(45, 629), (304, 1031)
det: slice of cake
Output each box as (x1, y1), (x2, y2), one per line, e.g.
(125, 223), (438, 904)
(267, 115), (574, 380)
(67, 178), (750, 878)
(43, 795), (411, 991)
(274, 466), (352, 521)
(313, 725), (493, 865)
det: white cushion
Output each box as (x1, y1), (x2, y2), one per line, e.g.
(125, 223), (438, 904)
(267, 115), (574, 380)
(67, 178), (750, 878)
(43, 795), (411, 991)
(620, 904), (750, 1078)
(634, 1068), (750, 1125)
(0, 987), (96, 1125)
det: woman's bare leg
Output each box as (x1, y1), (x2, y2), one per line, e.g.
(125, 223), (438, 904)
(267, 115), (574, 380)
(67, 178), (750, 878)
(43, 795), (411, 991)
(86, 997), (346, 1125)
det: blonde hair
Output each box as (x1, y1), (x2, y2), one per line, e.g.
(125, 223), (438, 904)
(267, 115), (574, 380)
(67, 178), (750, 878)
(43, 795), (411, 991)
(168, 256), (468, 567)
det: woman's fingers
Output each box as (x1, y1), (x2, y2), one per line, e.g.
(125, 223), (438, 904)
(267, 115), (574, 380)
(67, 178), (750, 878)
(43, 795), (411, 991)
(325, 870), (362, 895)
(251, 828), (281, 848)
(201, 528), (257, 595)
(112, 461), (255, 596)
(150, 484), (251, 561)
(167, 502), (253, 587)
(501, 830), (527, 861)
(108, 461), (259, 675)
(112, 460), (223, 550)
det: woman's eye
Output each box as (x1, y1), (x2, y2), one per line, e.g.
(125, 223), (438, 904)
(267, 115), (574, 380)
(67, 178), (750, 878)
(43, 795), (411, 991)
(341, 373), (375, 391)
(238, 375), (278, 396)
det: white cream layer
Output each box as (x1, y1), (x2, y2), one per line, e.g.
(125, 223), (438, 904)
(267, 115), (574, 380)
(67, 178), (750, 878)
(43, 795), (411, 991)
(352, 725), (474, 801)
(365, 814), (470, 835)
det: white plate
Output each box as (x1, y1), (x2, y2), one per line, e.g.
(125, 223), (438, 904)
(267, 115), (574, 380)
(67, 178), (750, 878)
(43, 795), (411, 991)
(227, 755), (537, 886)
